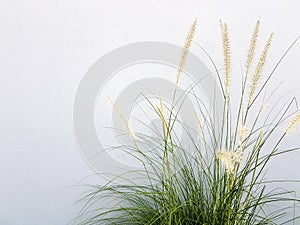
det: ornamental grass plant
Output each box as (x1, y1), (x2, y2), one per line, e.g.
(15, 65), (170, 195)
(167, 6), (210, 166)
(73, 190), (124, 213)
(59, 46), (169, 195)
(75, 20), (300, 225)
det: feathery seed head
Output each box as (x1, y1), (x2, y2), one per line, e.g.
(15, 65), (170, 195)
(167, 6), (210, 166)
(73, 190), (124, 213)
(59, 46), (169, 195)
(217, 150), (235, 174)
(107, 96), (135, 140)
(220, 21), (231, 96)
(217, 149), (244, 174)
(245, 20), (260, 76)
(235, 147), (244, 164)
(176, 19), (197, 84)
(248, 32), (273, 103)
(285, 112), (300, 134)
(238, 125), (248, 140)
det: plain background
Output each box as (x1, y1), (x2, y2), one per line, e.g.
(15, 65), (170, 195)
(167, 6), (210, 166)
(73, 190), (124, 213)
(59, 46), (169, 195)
(1, 0), (300, 224)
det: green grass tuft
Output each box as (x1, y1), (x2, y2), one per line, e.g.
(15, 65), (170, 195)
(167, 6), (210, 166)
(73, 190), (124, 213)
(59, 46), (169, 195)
(75, 21), (300, 225)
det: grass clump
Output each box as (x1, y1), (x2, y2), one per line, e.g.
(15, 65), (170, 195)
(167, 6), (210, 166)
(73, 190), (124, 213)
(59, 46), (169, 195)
(75, 20), (300, 225)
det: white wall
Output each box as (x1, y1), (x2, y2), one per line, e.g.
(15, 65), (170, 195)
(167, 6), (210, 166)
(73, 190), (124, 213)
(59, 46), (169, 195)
(1, 0), (300, 225)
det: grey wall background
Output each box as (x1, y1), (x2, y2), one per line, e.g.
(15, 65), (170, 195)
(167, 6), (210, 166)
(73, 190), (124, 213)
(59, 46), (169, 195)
(1, 0), (300, 225)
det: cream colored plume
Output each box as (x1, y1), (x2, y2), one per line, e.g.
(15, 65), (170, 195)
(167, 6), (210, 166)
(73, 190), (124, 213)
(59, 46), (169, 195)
(220, 21), (231, 96)
(107, 96), (135, 140)
(176, 19), (197, 84)
(245, 20), (260, 76)
(285, 112), (300, 134)
(248, 32), (274, 103)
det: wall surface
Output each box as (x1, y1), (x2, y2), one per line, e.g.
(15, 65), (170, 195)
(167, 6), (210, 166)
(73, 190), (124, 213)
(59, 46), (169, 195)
(1, 1), (300, 225)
